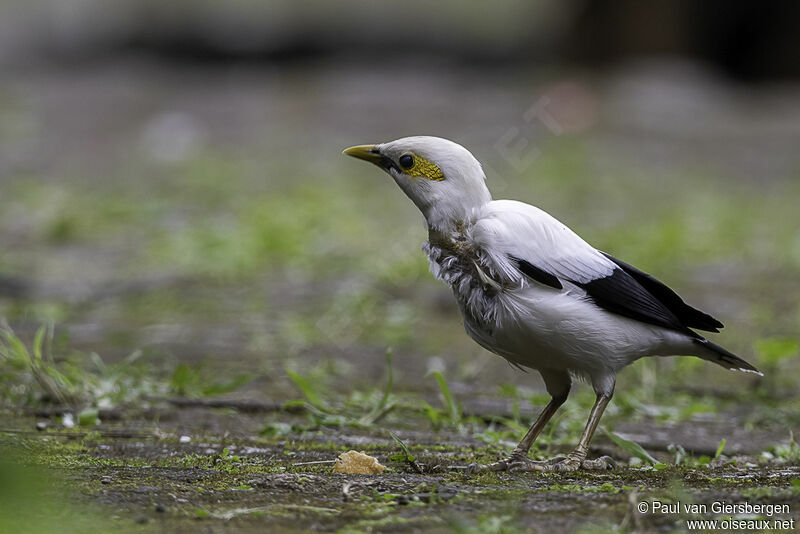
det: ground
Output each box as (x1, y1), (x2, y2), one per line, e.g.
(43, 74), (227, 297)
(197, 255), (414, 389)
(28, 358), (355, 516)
(1, 58), (800, 532)
(3, 396), (800, 533)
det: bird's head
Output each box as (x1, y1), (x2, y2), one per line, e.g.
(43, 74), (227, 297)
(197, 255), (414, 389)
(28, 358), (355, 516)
(343, 136), (491, 231)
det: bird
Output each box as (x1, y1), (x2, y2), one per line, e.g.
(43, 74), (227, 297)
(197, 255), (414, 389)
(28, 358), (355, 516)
(343, 136), (761, 472)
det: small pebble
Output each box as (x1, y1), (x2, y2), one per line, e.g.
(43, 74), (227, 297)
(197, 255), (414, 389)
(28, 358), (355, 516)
(135, 516), (149, 524)
(396, 495), (410, 505)
(155, 504), (166, 513)
(36, 421), (47, 431)
(179, 435), (191, 443)
(100, 476), (112, 485)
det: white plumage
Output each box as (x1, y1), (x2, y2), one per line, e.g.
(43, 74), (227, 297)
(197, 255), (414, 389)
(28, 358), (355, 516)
(473, 200), (615, 284)
(464, 200), (690, 371)
(344, 136), (759, 472)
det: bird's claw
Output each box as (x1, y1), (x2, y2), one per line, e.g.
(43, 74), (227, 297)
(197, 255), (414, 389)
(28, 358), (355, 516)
(466, 453), (565, 474)
(552, 454), (616, 472)
(582, 455), (617, 470)
(552, 455), (583, 472)
(466, 454), (615, 474)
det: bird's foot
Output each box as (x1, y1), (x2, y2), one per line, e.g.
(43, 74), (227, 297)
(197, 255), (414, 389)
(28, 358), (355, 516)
(466, 453), (616, 474)
(583, 455), (617, 470)
(552, 454), (617, 472)
(551, 453), (583, 472)
(466, 452), (565, 474)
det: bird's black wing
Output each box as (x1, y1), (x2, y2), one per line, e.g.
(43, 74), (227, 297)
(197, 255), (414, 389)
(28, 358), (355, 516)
(510, 256), (563, 290)
(599, 252), (723, 332)
(510, 252), (722, 335)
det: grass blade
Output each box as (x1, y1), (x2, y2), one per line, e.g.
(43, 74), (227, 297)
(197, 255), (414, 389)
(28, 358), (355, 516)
(33, 325), (46, 366)
(1, 328), (31, 367)
(429, 370), (460, 425)
(603, 428), (659, 465)
(375, 348), (394, 414)
(389, 430), (422, 473)
(389, 430), (414, 461)
(202, 373), (253, 397)
(286, 369), (327, 411)
(360, 348), (394, 425)
(714, 438), (726, 460)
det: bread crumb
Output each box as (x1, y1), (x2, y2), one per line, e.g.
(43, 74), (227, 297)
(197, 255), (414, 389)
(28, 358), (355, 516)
(333, 450), (386, 474)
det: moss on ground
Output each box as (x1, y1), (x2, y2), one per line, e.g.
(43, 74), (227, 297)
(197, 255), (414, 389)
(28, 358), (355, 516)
(4, 407), (800, 534)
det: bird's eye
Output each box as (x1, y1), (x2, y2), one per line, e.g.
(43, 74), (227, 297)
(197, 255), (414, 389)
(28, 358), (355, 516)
(398, 154), (414, 169)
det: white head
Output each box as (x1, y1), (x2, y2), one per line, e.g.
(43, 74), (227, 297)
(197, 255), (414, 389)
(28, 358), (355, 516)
(343, 136), (492, 232)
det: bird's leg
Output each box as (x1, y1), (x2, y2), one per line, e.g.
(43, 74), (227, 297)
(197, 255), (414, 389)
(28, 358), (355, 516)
(471, 392), (568, 473)
(552, 392), (615, 472)
(469, 370), (572, 473)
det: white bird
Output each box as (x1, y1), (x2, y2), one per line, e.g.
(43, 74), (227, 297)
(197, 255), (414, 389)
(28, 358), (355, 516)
(343, 136), (760, 472)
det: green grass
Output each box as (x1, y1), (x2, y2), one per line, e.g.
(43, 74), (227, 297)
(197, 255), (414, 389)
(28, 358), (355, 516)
(0, 322), (253, 410)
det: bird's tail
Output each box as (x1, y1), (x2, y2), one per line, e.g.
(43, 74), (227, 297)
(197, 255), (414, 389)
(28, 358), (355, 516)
(692, 338), (763, 376)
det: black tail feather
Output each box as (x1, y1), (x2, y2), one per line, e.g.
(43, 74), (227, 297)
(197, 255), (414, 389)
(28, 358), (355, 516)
(693, 338), (762, 375)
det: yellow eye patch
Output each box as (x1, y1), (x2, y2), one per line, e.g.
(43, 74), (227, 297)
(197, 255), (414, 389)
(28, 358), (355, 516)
(401, 154), (445, 181)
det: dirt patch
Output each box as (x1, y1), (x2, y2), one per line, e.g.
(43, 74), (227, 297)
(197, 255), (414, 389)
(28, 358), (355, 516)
(4, 404), (799, 533)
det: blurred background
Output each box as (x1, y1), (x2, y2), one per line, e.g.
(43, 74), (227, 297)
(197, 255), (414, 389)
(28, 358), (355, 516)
(1, 0), (800, 433)
(2, 1), (800, 531)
